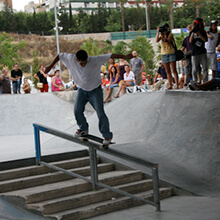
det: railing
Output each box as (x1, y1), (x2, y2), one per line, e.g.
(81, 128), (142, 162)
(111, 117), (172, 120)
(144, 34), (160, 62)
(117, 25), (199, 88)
(33, 123), (161, 211)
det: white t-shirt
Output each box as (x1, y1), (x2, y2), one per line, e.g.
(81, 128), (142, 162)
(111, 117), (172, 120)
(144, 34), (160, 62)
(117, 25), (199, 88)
(59, 53), (111, 91)
(124, 71), (135, 82)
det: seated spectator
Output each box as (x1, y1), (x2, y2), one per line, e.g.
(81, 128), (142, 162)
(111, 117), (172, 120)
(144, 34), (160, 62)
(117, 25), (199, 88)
(68, 81), (78, 91)
(0, 69), (11, 94)
(101, 73), (107, 88)
(114, 64), (135, 98)
(118, 58), (128, 80)
(104, 66), (120, 103)
(51, 70), (66, 92)
(216, 44), (220, 78)
(189, 79), (220, 91)
(22, 78), (31, 93)
(153, 61), (169, 90)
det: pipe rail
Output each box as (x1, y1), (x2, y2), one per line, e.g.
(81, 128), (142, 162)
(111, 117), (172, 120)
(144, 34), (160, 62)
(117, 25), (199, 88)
(33, 123), (160, 211)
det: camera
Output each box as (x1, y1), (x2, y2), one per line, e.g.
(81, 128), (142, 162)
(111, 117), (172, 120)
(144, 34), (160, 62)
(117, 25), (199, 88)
(192, 23), (199, 33)
(159, 23), (169, 33)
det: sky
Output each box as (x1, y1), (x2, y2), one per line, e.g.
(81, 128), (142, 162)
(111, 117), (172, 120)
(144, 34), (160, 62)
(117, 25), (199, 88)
(12, 0), (39, 12)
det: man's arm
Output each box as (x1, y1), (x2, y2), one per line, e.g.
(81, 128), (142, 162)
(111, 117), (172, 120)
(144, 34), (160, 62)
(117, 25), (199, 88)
(45, 55), (60, 74)
(111, 53), (133, 60)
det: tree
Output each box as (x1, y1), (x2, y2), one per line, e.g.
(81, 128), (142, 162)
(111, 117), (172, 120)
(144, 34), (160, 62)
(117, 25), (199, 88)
(0, 32), (26, 70)
(81, 38), (102, 56)
(104, 12), (121, 32)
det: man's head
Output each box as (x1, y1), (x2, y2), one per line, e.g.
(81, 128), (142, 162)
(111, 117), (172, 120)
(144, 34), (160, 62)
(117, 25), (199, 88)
(159, 60), (164, 68)
(132, 51), (137, 58)
(217, 44), (220, 52)
(209, 20), (218, 33)
(14, 63), (19, 71)
(2, 68), (8, 76)
(76, 50), (88, 67)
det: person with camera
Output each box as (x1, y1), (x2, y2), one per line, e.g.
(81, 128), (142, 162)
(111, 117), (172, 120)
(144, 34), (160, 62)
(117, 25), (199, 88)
(156, 23), (179, 89)
(189, 17), (208, 83)
(205, 20), (220, 79)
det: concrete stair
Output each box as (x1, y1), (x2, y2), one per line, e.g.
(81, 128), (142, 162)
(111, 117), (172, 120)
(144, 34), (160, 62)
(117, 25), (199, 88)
(0, 154), (173, 220)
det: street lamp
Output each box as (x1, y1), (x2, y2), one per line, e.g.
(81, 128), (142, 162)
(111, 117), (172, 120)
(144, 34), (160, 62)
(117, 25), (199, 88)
(145, 0), (149, 31)
(54, 0), (62, 71)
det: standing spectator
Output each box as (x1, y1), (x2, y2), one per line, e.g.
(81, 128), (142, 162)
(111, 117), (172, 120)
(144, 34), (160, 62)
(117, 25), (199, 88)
(153, 61), (169, 90)
(45, 49), (133, 145)
(11, 63), (22, 94)
(130, 51), (145, 86)
(216, 44), (220, 78)
(0, 69), (11, 94)
(104, 66), (121, 103)
(114, 64), (135, 98)
(22, 78), (31, 94)
(189, 17), (208, 82)
(205, 20), (220, 79)
(156, 23), (179, 89)
(118, 58), (128, 80)
(51, 70), (66, 92)
(107, 58), (119, 80)
(34, 64), (49, 93)
(181, 24), (193, 86)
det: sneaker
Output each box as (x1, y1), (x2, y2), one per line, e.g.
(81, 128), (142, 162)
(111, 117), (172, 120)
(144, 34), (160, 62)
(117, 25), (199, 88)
(74, 129), (88, 138)
(103, 137), (111, 145)
(189, 80), (200, 91)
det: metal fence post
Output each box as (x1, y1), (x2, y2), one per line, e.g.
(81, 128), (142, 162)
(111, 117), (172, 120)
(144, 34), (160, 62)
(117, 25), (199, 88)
(152, 165), (161, 211)
(89, 146), (98, 190)
(34, 126), (41, 166)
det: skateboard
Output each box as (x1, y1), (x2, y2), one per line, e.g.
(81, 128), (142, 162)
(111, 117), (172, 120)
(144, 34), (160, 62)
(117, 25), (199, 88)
(79, 134), (115, 149)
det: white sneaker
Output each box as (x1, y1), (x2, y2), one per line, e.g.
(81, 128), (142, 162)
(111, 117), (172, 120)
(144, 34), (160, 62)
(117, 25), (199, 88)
(103, 137), (111, 145)
(74, 129), (88, 138)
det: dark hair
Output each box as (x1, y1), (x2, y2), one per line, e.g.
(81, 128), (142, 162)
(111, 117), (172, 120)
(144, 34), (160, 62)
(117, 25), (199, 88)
(76, 50), (88, 61)
(55, 69), (60, 74)
(110, 66), (117, 77)
(194, 17), (204, 29)
(209, 20), (218, 33)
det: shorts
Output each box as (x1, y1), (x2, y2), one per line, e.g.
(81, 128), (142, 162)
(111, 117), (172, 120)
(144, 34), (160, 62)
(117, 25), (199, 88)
(207, 52), (217, 70)
(185, 57), (192, 75)
(162, 53), (176, 64)
(108, 83), (119, 89)
(129, 82), (135, 86)
(213, 78), (220, 85)
(134, 72), (142, 84)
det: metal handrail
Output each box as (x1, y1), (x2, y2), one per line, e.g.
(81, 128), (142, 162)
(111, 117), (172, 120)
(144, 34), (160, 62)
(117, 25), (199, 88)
(33, 123), (160, 211)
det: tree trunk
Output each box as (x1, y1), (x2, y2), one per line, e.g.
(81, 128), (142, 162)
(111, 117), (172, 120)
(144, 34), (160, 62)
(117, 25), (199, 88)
(196, 2), (199, 17)
(121, 2), (125, 32)
(170, 4), (173, 29)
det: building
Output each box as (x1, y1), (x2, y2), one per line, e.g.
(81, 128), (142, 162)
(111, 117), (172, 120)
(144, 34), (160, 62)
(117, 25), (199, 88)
(46, 0), (184, 15)
(0, 0), (12, 10)
(24, 0), (46, 13)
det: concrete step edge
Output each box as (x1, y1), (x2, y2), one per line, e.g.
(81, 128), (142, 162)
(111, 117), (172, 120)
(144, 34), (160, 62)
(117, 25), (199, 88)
(0, 156), (100, 181)
(0, 163), (114, 193)
(28, 179), (153, 215)
(50, 188), (172, 220)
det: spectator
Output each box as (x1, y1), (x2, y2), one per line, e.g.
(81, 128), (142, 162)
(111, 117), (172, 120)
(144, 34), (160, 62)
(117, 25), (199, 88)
(107, 58), (119, 80)
(104, 66), (121, 103)
(156, 23), (179, 89)
(130, 51), (145, 86)
(45, 49), (133, 145)
(189, 78), (220, 91)
(68, 81), (78, 91)
(34, 64), (49, 93)
(101, 73), (107, 88)
(216, 44), (220, 78)
(153, 61), (169, 90)
(179, 60), (192, 89)
(0, 69), (11, 94)
(11, 63), (22, 94)
(118, 58), (128, 80)
(114, 64), (135, 98)
(189, 17), (208, 82)
(51, 70), (66, 92)
(181, 24), (193, 86)
(100, 65), (107, 76)
(22, 78), (31, 93)
(205, 20), (220, 79)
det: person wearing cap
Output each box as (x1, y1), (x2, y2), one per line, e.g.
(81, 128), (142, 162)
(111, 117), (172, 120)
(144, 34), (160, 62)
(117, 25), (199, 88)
(205, 20), (220, 79)
(189, 17), (208, 83)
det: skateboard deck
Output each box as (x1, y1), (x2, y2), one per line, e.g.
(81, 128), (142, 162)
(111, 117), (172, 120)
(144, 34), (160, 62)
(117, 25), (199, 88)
(79, 134), (115, 149)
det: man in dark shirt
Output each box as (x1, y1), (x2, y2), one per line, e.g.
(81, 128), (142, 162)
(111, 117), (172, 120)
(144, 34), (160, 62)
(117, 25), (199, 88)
(189, 17), (208, 82)
(153, 61), (169, 90)
(11, 63), (22, 94)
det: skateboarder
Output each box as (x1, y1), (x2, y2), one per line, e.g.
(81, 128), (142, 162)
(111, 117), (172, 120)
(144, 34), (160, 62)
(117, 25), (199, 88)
(45, 50), (133, 145)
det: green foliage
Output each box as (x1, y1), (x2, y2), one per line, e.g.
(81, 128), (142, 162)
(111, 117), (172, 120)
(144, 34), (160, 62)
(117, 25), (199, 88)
(104, 14), (121, 32)
(0, 32), (27, 70)
(81, 38), (102, 56)
(174, 32), (186, 49)
(112, 41), (128, 54)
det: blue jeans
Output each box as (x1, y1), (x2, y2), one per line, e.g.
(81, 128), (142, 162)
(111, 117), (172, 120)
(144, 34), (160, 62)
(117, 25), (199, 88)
(74, 85), (113, 139)
(12, 79), (21, 94)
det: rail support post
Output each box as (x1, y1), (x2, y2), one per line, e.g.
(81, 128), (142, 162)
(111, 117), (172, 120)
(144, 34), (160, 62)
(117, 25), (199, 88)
(152, 165), (161, 211)
(34, 126), (41, 166)
(89, 146), (98, 190)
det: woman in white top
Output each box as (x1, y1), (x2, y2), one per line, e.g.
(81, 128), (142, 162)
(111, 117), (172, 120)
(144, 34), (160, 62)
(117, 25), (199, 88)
(114, 64), (135, 98)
